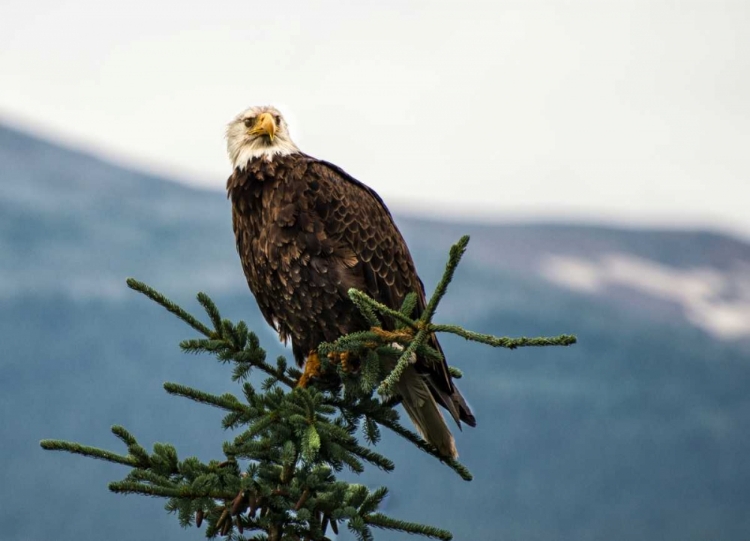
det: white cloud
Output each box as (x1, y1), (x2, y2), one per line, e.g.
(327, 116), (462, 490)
(0, 0), (749, 238)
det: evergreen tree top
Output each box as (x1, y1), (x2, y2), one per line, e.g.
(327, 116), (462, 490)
(41, 235), (575, 540)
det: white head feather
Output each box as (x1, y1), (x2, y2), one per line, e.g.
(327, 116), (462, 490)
(226, 105), (300, 170)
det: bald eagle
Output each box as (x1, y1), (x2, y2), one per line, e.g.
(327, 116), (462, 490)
(225, 106), (475, 458)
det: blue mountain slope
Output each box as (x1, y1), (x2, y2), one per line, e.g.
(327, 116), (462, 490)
(1, 123), (748, 540)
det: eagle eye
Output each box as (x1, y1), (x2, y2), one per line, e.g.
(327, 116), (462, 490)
(274, 115), (281, 124)
(243, 118), (254, 128)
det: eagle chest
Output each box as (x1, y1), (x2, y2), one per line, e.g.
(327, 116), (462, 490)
(231, 160), (337, 333)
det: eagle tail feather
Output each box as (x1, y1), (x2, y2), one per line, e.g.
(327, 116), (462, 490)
(426, 375), (477, 429)
(396, 366), (458, 459)
(451, 386), (477, 427)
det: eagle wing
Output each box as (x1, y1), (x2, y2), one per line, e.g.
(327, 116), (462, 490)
(306, 158), (475, 427)
(309, 159), (421, 314)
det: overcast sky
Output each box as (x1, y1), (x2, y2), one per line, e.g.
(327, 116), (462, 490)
(2, 1), (748, 237)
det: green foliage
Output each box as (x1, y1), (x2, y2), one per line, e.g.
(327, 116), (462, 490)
(41, 236), (575, 540)
(320, 236), (576, 399)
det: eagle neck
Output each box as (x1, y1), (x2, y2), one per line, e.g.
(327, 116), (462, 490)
(226, 153), (307, 194)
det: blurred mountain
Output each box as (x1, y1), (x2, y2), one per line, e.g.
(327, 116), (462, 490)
(1, 123), (748, 541)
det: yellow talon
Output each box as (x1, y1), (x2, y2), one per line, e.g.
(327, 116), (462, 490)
(326, 350), (355, 373)
(297, 351), (321, 388)
(340, 351), (352, 373)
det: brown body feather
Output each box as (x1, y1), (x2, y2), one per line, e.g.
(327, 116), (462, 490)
(227, 153), (475, 456)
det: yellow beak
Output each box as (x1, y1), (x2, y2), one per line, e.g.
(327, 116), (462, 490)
(249, 112), (276, 141)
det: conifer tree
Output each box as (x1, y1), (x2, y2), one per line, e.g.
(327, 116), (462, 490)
(41, 236), (575, 540)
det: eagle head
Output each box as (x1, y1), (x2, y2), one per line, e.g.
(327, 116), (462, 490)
(226, 105), (300, 169)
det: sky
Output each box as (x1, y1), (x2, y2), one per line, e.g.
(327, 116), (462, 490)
(2, 0), (749, 237)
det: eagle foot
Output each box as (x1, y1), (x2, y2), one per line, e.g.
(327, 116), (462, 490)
(327, 350), (356, 373)
(296, 351), (322, 388)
